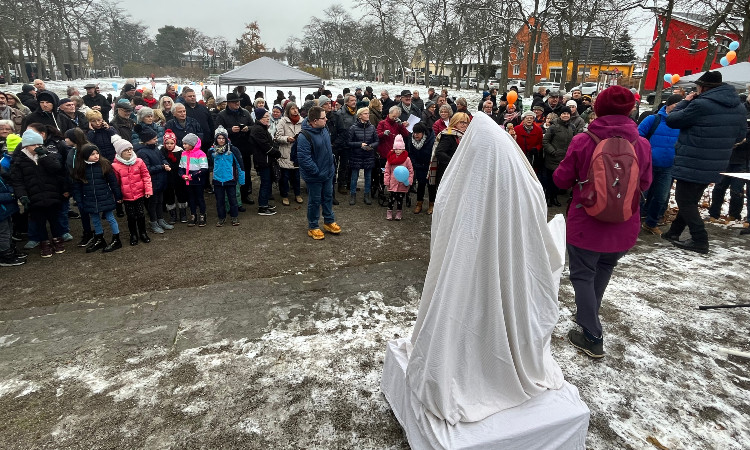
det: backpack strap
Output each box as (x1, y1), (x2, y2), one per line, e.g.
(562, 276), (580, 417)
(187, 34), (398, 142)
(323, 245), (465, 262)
(644, 114), (661, 141)
(300, 130), (314, 158)
(585, 130), (601, 144)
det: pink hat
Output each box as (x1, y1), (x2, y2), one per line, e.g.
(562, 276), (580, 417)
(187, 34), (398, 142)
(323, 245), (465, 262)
(393, 134), (405, 150)
(594, 85), (636, 117)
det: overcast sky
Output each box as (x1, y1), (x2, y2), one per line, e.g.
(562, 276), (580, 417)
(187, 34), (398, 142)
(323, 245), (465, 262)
(120, 0), (654, 58)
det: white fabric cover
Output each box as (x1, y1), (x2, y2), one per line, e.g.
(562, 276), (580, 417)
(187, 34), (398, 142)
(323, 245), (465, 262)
(382, 338), (589, 450)
(676, 62), (750, 90)
(406, 112), (568, 425)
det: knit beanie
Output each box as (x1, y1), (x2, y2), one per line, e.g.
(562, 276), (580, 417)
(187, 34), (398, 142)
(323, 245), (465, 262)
(163, 129), (177, 144)
(117, 98), (133, 111)
(594, 85), (635, 117)
(137, 107), (154, 123)
(666, 94), (684, 106)
(216, 95), (227, 104)
(566, 100), (577, 108)
(21, 129), (44, 147)
(80, 144), (99, 161)
(317, 96), (330, 106)
(559, 106), (572, 116)
(111, 135), (132, 156)
(273, 104), (283, 113)
(134, 123), (157, 143)
(393, 134), (405, 150)
(254, 107), (268, 120)
(214, 125), (229, 141)
(182, 133), (199, 148)
(5, 133), (22, 153)
(521, 111), (535, 119)
(22, 84), (35, 93)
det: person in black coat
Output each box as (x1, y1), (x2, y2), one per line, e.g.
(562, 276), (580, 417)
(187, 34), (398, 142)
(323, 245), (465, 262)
(21, 91), (75, 134)
(406, 123), (435, 213)
(217, 93), (254, 204)
(110, 101), (135, 142)
(248, 108), (280, 214)
(164, 103), (203, 147)
(135, 124), (172, 233)
(347, 108), (379, 205)
(183, 88), (215, 147)
(83, 84), (111, 122)
(17, 85), (38, 112)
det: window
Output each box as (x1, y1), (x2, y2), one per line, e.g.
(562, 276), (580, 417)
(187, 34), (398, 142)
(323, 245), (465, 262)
(513, 65), (520, 75)
(549, 68), (562, 83)
(536, 42), (543, 53)
(518, 45), (524, 59)
(689, 39), (698, 55)
(536, 64), (542, 76)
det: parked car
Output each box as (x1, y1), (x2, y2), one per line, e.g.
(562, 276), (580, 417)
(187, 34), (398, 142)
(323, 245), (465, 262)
(459, 78), (478, 89)
(570, 82), (599, 95)
(506, 79), (526, 93)
(485, 79), (501, 90)
(532, 81), (560, 93)
(646, 88), (675, 105)
(429, 75), (451, 86)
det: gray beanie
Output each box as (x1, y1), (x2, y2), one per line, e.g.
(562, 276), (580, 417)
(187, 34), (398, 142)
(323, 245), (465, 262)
(216, 95), (227, 104)
(137, 107), (154, 123)
(182, 133), (198, 148)
(521, 110), (535, 119)
(317, 96), (331, 106)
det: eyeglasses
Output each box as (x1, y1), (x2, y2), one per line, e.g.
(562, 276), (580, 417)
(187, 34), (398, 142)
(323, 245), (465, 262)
(316, 117), (328, 122)
(458, 121), (469, 125)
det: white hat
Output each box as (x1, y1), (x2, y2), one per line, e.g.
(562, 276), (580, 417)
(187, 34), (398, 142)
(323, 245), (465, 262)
(111, 135), (132, 156)
(566, 100), (578, 107)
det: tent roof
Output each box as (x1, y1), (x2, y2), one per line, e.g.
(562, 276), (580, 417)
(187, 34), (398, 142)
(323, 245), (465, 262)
(676, 62), (750, 90)
(218, 57), (322, 88)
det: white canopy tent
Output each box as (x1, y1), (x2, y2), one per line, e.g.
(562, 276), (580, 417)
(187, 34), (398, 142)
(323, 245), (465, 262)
(675, 62), (750, 90)
(216, 57), (323, 99)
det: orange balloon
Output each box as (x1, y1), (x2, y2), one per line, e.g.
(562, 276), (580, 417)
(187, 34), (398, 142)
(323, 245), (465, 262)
(671, 74), (680, 84)
(507, 90), (518, 105)
(726, 51), (736, 61)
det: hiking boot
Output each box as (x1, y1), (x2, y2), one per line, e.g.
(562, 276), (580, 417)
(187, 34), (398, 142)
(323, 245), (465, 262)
(395, 210), (402, 221)
(217, 218), (226, 227)
(661, 231), (681, 243)
(386, 210), (393, 220)
(231, 217), (240, 226)
(158, 219), (174, 230)
(0, 249), (25, 266)
(167, 209), (178, 225)
(414, 201), (423, 214)
(51, 237), (66, 254)
(295, 196), (303, 204)
(308, 228), (325, 240)
(427, 202), (434, 215)
(87, 234), (107, 252)
(150, 221), (165, 234)
(641, 223), (662, 236)
(323, 222), (341, 234)
(338, 184), (348, 195)
(363, 193), (372, 205)
(258, 207), (277, 216)
(198, 215), (207, 227)
(672, 238), (709, 254)
(349, 194), (356, 205)
(130, 233), (139, 246)
(77, 231), (94, 248)
(40, 241), (54, 258)
(103, 234), (122, 253)
(187, 214), (197, 227)
(282, 197), (290, 206)
(568, 329), (605, 358)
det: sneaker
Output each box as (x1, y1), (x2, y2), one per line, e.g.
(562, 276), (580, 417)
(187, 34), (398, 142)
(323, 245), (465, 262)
(267, 204), (277, 211)
(40, 241), (54, 258)
(308, 228), (325, 240)
(187, 215), (197, 227)
(295, 196), (304, 204)
(231, 217), (240, 226)
(62, 232), (74, 242)
(672, 238), (709, 254)
(217, 218), (226, 227)
(150, 221), (165, 234)
(51, 237), (66, 254)
(641, 223), (662, 236)
(568, 329), (605, 358)
(198, 215), (207, 227)
(323, 222), (341, 234)
(258, 207), (277, 216)
(157, 219), (174, 230)
(24, 240), (39, 250)
(282, 197), (290, 206)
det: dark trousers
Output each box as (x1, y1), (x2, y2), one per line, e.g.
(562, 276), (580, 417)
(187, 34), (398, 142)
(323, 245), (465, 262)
(214, 184), (238, 219)
(708, 163), (748, 220)
(29, 205), (64, 241)
(187, 184), (206, 215)
(543, 167), (558, 200)
(667, 180), (709, 243)
(164, 178), (188, 206)
(257, 166), (272, 207)
(567, 244), (627, 339)
(642, 166), (673, 228)
(146, 191), (164, 222)
(80, 211), (92, 234)
(414, 175), (427, 202)
(336, 150), (350, 188)
(388, 192), (405, 210)
(239, 148), (254, 200)
(279, 168), (301, 198)
(0, 217), (12, 252)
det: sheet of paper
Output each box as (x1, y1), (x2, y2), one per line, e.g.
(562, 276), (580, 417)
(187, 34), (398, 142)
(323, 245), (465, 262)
(405, 114), (422, 133)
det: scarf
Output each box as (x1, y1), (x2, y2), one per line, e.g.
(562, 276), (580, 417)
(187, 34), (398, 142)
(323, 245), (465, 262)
(347, 105), (356, 115)
(290, 114), (301, 124)
(0, 106), (10, 120)
(387, 149), (409, 165)
(523, 124), (534, 133)
(411, 135), (427, 150)
(85, 159), (96, 165)
(115, 153), (137, 166)
(214, 143), (228, 155)
(504, 110), (519, 124)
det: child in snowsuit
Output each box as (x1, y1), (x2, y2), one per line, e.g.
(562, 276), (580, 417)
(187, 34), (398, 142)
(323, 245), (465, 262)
(383, 134), (414, 220)
(208, 126), (245, 226)
(111, 135), (153, 245)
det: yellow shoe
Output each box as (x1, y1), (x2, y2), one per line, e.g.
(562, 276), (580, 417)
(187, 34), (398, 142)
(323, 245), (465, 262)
(295, 196), (304, 204)
(282, 197), (290, 206)
(323, 222), (341, 234)
(308, 228), (325, 240)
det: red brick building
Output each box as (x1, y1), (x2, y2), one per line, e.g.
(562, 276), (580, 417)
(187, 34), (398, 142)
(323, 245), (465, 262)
(507, 18), (550, 82)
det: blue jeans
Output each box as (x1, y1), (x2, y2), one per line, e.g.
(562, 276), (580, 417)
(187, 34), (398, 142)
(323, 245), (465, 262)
(708, 163), (747, 219)
(350, 168), (372, 195)
(643, 166), (673, 227)
(279, 168), (301, 198)
(57, 199), (71, 234)
(91, 210), (120, 235)
(257, 166), (272, 207)
(214, 184), (238, 219)
(306, 177), (335, 229)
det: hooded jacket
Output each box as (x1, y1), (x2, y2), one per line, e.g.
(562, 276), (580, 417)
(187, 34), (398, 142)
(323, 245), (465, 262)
(348, 120), (379, 170)
(665, 84), (748, 184)
(112, 156), (153, 201)
(72, 163), (122, 213)
(637, 106), (680, 168)
(135, 143), (169, 192)
(20, 91), (75, 133)
(6, 92), (31, 116)
(296, 118), (335, 183)
(10, 147), (66, 209)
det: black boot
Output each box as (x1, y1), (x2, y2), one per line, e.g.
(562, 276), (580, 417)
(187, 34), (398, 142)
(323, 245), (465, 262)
(116, 202), (125, 218)
(128, 217), (139, 245)
(167, 208), (178, 225)
(86, 234), (107, 253)
(0, 248), (25, 266)
(137, 217), (151, 243)
(179, 207), (188, 223)
(103, 234), (122, 252)
(77, 231), (94, 248)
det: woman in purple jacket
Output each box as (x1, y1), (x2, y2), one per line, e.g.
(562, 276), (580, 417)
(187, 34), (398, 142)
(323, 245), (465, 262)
(553, 86), (653, 359)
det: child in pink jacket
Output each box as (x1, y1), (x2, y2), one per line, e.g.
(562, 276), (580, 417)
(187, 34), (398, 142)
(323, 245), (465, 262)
(111, 135), (154, 246)
(383, 134), (414, 220)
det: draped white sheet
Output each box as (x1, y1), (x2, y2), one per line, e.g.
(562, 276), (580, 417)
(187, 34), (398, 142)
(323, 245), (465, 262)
(406, 111), (567, 425)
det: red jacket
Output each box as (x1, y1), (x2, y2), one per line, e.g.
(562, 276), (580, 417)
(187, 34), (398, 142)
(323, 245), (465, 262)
(376, 117), (409, 159)
(432, 118), (449, 136)
(514, 123), (544, 154)
(112, 157), (153, 201)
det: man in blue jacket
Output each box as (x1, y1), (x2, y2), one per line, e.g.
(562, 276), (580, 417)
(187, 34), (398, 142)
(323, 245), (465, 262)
(297, 106), (341, 240)
(663, 71), (748, 253)
(638, 94), (682, 235)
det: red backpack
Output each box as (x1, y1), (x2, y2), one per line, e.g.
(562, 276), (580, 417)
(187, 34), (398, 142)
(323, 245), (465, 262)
(576, 131), (640, 223)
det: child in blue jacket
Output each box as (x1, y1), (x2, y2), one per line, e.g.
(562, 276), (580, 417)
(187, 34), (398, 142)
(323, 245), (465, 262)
(208, 126), (245, 226)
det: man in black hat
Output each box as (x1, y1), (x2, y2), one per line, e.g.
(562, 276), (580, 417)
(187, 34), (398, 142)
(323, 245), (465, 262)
(58, 98), (88, 131)
(663, 71), (748, 253)
(21, 90), (75, 133)
(543, 90), (563, 116)
(83, 83), (111, 122)
(398, 89), (421, 122)
(217, 93), (254, 205)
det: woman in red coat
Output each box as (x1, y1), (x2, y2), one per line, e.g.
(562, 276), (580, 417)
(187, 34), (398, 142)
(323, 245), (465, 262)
(514, 111), (544, 175)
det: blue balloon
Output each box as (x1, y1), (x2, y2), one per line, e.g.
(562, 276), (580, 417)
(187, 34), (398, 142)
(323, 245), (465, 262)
(720, 57), (729, 66)
(112, 82), (118, 90)
(729, 41), (739, 51)
(394, 165), (409, 185)
(663, 74), (672, 83)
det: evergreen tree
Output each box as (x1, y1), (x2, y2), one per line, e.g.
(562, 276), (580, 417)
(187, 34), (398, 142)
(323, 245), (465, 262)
(236, 22), (267, 64)
(611, 29), (636, 63)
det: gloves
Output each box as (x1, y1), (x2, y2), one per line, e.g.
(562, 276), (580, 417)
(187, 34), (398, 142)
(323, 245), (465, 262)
(19, 196), (30, 208)
(267, 149), (282, 159)
(384, 130), (391, 136)
(363, 145), (373, 152)
(34, 146), (48, 155)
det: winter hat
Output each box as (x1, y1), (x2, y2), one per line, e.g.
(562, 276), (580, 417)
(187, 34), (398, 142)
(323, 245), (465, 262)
(21, 129), (44, 147)
(695, 71), (723, 87)
(117, 98), (133, 111)
(22, 84), (35, 93)
(254, 107), (268, 120)
(214, 125), (229, 140)
(559, 106), (572, 116)
(521, 111), (535, 119)
(137, 107), (154, 123)
(134, 123), (157, 143)
(123, 83), (136, 92)
(566, 100), (578, 108)
(36, 91), (56, 106)
(5, 133), (21, 153)
(317, 95), (331, 106)
(594, 85), (635, 117)
(58, 98), (73, 107)
(273, 104), (283, 113)
(64, 128), (78, 141)
(666, 94), (684, 106)
(182, 133), (199, 149)
(80, 144), (99, 161)
(393, 134), (406, 150)
(111, 135), (132, 156)
(216, 95), (227, 104)
(163, 129), (177, 144)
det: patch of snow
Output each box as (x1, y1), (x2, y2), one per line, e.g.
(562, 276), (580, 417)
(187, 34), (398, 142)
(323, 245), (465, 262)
(0, 334), (19, 347)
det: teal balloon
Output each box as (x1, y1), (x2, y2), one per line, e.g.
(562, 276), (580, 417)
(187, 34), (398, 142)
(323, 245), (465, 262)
(112, 82), (118, 90)
(728, 41), (739, 51)
(720, 57), (729, 66)
(394, 165), (409, 185)
(663, 74), (672, 83)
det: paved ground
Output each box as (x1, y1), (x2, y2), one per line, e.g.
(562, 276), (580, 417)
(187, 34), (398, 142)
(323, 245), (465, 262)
(1, 184), (749, 449)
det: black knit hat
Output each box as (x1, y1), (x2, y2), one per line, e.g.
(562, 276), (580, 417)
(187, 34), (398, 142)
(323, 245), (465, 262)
(134, 124), (157, 143)
(559, 106), (572, 115)
(695, 71), (722, 87)
(666, 94), (684, 106)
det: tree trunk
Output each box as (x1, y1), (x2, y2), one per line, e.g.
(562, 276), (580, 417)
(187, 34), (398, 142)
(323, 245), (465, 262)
(653, 0), (675, 109)
(737, 0), (750, 62)
(700, 0), (735, 71)
(525, 24), (540, 98)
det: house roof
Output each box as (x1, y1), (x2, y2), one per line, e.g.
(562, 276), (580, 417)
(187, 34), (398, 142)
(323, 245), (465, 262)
(670, 11), (743, 30)
(549, 36), (611, 62)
